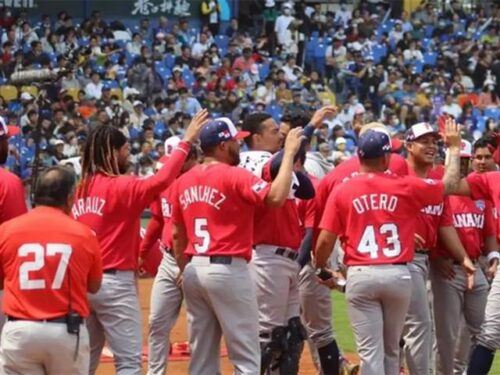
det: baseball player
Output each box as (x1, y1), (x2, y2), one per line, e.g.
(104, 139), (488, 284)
(314, 123), (464, 375)
(171, 118), (304, 374)
(459, 170), (500, 374)
(240, 108), (336, 374)
(472, 137), (498, 174)
(430, 140), (497, 375)
(278, 113), (342, 375)
(72, 109), (208, 375)
(402, 122), (474, 375)
(0, 166), (102, 375)
(140, 136), (199, 375)
(0, 118), (28, 336)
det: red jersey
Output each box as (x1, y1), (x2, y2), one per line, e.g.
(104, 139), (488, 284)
(0, 168), (27, 224)
(320, 173), (445, 266)
(0, 207), (102, 319)
(143, 186), (175, 253)
(313, 153), (409, 244)
(437, 196), (496, 259)
(171, 163), (271, 261)
(72, 141), (191, 271)
(408, 164), (453, 250)
(467, 172), (500, 243)
(297, 174), (319, 232)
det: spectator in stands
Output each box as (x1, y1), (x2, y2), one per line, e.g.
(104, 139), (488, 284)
(282, 55), (300, 83)
(175, 87), (202, 116)
(226, 18), (239, 38)
(275, 3), (294, 49)
(20, 22), (38, 45)
(127, 33), (143, 56)
(21, 109), (39, 136)
(232, 47), (255, 73)
(200, 0), (221, 36)
(177, 18), (195, 46)
(127, 57), (153, 100)
(130, 100), (149, 128)
(24, 40), (49, 67)
(153, 16), (168, 38)
(192, 32), (210, 60)
(1, 42), (13, 64)
(286, 90), (309, 113)
(477, 80), (500, 110)
(441, 93), (463, 119)
(175, 45), (196, 70)
(85, 71), (103, 100)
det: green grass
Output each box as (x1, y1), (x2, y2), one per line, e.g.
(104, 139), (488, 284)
(331, 292), (500, 374)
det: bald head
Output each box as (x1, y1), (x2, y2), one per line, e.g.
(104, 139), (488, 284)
(34, 166), (76, 210)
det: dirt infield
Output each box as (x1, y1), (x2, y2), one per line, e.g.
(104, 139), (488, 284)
(96, 278), (327, 375)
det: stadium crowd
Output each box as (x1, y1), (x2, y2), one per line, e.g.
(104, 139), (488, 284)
(0, 0), (498, 188)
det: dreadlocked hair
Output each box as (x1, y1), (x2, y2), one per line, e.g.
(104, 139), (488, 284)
(78, 125), (128, 197)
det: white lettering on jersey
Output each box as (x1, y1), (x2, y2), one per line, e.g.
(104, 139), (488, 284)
(72, 197), (106, 219)
(352, 194), (398, 214)
(453, 213), (484, 229)
(179, 186), (227, 211)
(421, 203), (444, 216)
(161, 197), (172, 218)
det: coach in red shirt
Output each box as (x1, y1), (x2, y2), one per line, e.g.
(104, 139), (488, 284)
(315, 124), (466, 375)
(171, 117), (303, 375)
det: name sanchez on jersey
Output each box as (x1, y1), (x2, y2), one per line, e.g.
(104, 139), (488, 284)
(72, 197), (106, 219)
(179, 185), (226, 210)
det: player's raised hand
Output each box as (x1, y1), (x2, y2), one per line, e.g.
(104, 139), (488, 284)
(310, 105), (338, 128)
(283, 127), (305, 155)
(183, 109), (209, 144)
(443, 117), (461, 149)
(462, 257), (476, 290)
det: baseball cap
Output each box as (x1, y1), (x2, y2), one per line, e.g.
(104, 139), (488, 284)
(164, 136), (181, 157)
(20, 92), (34, 101)
(200, 117), (250, 148)
(357, 129), (392, 159)
(0, 116), (20, 138)
(405, 122), (440, 142)
(54, 139), (65, 146)
(460, 140), (472, 158)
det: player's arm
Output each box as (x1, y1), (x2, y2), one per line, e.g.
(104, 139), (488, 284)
(484, 235), (499, 280)
(126, 110), (208, 207)
(314, 230), (338, 269)
(172, 222), (189, 272)
(297, 228), (313, 268)
(87, 234), (103, 294)
(265, 128), (305, 207)
(442, 118), (462, 195)
(438, 226), (475, 288)
(139, 200), (164, 262)
(303, 105), (338, 138)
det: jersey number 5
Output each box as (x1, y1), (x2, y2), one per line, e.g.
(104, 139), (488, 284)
(194, 218), (210, 254)
(358, 224), (401, 259)
(19, 243), (73, 290)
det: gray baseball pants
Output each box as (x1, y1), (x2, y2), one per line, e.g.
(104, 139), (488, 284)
(346, 264), (412, 375)
(182, 255), (260, 375)
(403, 252), (433, 375)
(431, 263), (488, 375)
(87, 271), (143, 375)
(147, 251), (183, 375)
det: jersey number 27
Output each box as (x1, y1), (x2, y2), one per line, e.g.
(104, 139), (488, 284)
(358, 224), (401, 258)
(19, 243), (73, 290)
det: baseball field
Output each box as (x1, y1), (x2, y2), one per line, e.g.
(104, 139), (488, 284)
(95, 278), (500, 374)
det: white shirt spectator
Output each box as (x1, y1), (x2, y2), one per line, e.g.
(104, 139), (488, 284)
(85, 81), (103, 100)
(403, 48), (423, 61)
(191, 41), (210, 60)
(282, 64), (298, 83)
(275, 14), (294, 46)
(335, 7), (352, 27)
(126, 41), (142, 55)
(441, 103), (463, 119)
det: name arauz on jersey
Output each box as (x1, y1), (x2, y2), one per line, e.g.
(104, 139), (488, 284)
(179, 185), (226, 210)
(161, 197), (172, 218)
(453, 213), (484, 229)
(72, 197), (106, 219)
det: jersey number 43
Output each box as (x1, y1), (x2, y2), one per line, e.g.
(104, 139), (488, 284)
(357, 224), (401, 259)
(18, 243), (73, 290)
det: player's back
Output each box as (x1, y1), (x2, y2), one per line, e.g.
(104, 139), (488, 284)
(327, 173), (444, 265)
(173, 163), (269, 260)
(0, 206), (101, 320)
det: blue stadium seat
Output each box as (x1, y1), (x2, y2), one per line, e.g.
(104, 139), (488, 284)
(423, 52), (437, 66)
(214, 35), (229, 50)
(484, 108), (500, 121)
(266, 104), (282, 123)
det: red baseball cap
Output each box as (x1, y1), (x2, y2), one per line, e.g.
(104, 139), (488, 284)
(0, 117), (21, 138)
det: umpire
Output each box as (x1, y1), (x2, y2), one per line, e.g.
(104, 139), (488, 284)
(0, 166), (103, 375)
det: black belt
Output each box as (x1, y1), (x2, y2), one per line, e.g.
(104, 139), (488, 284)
(7, 315), (83, 324)
(189, 255), (233, 265)
(103, 269), (118, 274)
(275, 247), (298, 261)
(392, 262), (408, 265)
(416, 250), (429, 255)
